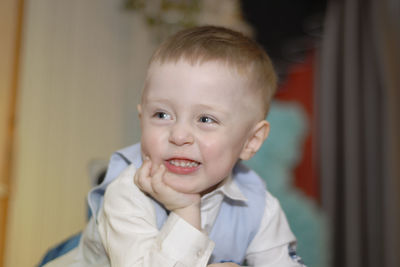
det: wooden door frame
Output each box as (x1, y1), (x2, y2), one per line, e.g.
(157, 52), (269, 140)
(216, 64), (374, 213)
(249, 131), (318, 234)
(0, 0), (24, 266)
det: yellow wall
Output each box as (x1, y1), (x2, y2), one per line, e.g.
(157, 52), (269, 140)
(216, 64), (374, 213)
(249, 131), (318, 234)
(4, 1), (156, 266)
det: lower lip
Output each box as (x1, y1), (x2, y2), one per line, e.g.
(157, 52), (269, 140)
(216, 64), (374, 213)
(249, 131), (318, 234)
(164, 160), (200, 175)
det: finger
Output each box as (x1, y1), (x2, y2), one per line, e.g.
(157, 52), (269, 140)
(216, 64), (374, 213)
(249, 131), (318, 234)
(135, 160), (153, 193)
(150, 164), (167, 194)
(137, 173), (153, 194)
(149, 160), (160, 176)
(134, 159), (151, 185)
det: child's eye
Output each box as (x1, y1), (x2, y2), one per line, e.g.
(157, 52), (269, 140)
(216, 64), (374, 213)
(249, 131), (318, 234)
(154, 112), (171, 120)
(199, 116), (217, 124)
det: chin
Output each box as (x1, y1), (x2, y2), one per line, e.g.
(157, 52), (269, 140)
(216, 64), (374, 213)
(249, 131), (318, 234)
(163, 174), (200, 194)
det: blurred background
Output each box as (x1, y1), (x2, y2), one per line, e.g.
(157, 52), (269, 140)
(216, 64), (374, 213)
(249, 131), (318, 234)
(0, 0), (399, 266)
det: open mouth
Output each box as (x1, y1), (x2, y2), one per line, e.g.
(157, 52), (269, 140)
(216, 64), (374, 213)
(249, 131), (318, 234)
(168, 159), (200, 168)
(165, 158), (200, 174)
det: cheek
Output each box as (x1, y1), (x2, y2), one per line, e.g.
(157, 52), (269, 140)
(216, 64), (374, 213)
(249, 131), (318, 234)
(140, 126), (166, 160)
(198, 135), (224, 156)
(199, 131), (248, 161)
(199, 135), (236, 163)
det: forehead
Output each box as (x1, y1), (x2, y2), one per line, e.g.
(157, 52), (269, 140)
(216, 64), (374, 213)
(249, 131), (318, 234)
(144, 60), (250, 100)
(148, 59), (242, 81)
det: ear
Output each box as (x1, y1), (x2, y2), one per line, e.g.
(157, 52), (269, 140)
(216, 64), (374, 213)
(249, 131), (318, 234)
(239, 120), (270, 161)
(137, 104), (142, 118)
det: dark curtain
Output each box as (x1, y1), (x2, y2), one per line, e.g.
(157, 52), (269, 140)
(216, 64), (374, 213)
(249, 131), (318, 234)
(317, 0), (400, 266)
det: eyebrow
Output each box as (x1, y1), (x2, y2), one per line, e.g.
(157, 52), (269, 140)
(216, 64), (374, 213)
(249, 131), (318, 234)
(142, 94), (174, 106)
(194, 103), (228, 114)
(144, 97), (229, 115)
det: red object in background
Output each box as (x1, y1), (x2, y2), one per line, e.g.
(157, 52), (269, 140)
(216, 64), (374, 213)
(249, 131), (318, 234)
(275, 51), (319, 202)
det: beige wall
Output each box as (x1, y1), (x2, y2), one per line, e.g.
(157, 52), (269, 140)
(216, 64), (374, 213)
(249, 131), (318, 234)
(4, 0), (156, 266)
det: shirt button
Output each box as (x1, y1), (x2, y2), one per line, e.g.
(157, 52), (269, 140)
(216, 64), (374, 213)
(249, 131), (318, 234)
(196, 250), (203, 258)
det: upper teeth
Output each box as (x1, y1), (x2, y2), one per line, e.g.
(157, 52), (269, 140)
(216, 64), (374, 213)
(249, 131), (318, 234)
(169, 160), (199, 168)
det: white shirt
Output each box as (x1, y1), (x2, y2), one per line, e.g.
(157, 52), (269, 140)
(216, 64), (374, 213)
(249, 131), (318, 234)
(97, 163), (303, 267)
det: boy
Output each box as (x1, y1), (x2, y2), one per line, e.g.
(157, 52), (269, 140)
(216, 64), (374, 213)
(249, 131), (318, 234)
(45, 26), (304, 267)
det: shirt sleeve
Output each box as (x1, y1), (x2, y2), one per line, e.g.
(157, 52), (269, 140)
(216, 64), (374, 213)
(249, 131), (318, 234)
(245, 192), (305, 267)
(97, 164), (215, 267)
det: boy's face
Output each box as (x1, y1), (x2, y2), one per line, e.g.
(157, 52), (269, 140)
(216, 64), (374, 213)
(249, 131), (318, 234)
(139, 60), (266, 195)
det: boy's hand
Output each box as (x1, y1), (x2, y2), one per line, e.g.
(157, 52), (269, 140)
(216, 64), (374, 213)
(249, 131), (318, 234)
(134, 159), (201, 229)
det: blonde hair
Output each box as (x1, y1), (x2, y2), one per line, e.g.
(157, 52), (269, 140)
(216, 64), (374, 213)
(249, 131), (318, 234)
(148, 25), (277, 117)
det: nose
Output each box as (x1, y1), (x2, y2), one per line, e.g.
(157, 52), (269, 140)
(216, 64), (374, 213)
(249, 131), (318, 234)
(168, 122), (194, 146)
